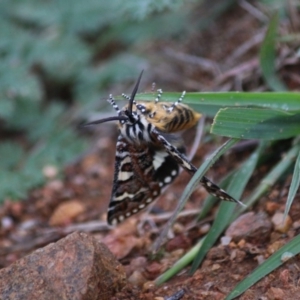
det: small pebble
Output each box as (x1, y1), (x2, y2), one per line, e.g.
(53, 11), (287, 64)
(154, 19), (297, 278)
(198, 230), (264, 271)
(281, 252), (294, 262)
(211, 264), (221, 271)
(143, 281), (155, 291)
(267, 241), (285, 255)
(199, 223), (211, 235)
(49, 200), (85, 226)
(43, 165), (58, 179)
(46, 180), (63, 191)
(255, 255), (265, 265)
(265, 201), (280, 214)
(271, 212), (292, 233)
(221, 236), (232, 246)
(1, 216), (13, 229)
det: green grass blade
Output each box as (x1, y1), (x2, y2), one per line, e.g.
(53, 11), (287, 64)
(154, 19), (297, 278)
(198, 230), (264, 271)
(259, 12), (288, 91)
(232, 141), (300, 220)
(190, 141), (267, 274)
(225, 234), (300, 299)
(155, 237), (205, 285)
(156, 140), (264, 283)
(211, 107), (300, 140)
(135, 92), (300, 116)
(155, 172), (244, 285)
(152, 138), (239, 252)
(284, 141), (300, 219)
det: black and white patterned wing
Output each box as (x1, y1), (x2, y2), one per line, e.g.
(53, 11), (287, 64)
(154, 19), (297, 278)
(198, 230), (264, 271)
(151, 128), (244, 205)
(107, 136), (182, 225)
(151, 143), (185, 188)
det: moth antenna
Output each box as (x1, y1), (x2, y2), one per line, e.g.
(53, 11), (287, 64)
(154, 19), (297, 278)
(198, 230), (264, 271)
(128, 70), (144, 115)
(107, 94), (121, 114)
(122, 93), (130, 101)
(83, 116), (128, 127)
(83, 94), (128, 127)
(122, 93), (137, 106)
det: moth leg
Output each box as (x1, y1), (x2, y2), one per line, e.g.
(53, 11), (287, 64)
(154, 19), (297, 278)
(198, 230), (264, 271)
(152, 129), (197, 173)
(151, 129), (244, 205)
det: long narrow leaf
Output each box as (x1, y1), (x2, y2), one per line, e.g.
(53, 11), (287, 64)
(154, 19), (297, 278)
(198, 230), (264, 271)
(155, 237), (205, 285)
(152, 138), (239, 252)
(211, 107), (300, 140)
(190, 141), (267, 274)
(156, 171), (240, 284)
(259, 13), (288, 91)
(232, 142), (300, 220)
(135, 92), (300, 116)
(225, 234), (300, 299)
(284, 141), (300, 218)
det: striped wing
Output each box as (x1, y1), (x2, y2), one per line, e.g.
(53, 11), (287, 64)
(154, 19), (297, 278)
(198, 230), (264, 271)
(107, 135), (181, 225)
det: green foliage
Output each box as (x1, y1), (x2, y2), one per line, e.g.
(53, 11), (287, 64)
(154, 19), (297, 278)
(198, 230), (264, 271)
(212, 107), (300, 140)
(153, 5), (300, 294)
(226, 233), (300, 299)
(0, 0), (200, 201)
(259, 13), (287, 91)
(152, 138), (240, 252)
(0, 102), (88, 199)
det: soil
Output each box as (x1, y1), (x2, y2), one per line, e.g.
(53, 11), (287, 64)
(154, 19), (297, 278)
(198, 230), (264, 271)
(1, 4), (300, 300)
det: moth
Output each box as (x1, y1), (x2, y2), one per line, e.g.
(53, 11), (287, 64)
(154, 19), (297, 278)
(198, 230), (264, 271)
(85, 71), (242, 225)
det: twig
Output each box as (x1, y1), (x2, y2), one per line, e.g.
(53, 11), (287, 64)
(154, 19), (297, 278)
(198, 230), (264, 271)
(238, 0), (268, 22)
(141, 208), (201, 224)
(230, 140), (259, 153)
(225, 31), (265, 65)
(164, 48), (221, 76)
(215, 58), (259, 84)
(62, 220), (110, 234)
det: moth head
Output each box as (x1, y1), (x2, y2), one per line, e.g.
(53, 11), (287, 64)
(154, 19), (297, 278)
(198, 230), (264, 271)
(83, 71), (144, 128)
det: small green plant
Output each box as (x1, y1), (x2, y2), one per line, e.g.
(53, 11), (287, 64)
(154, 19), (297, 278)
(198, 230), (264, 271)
(153, 11), (300, 298)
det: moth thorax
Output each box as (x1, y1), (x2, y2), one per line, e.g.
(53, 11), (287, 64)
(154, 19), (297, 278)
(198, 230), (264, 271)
(119, 116), (153, 144)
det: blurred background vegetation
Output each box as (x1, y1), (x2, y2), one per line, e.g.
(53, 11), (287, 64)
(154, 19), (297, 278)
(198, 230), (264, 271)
(0, 0), (297, 201)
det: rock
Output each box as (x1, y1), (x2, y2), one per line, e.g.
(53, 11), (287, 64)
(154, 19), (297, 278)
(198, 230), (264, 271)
(225, 212), (272, 243)
(0, 232), (126, 300)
